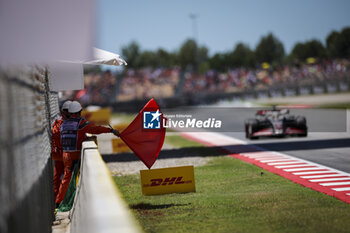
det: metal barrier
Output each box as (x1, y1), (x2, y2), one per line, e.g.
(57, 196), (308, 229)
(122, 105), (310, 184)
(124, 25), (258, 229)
(0, 66), (59, 233)
(69, 140), (141, 233)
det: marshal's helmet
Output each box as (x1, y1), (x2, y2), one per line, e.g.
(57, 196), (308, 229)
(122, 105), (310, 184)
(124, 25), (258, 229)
(68, 101), (82, 114)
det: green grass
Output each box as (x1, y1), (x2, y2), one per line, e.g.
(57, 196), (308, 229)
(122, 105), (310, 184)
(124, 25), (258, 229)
(316, 103), (350, 109)
(257, 102), (292, 107)
(113, 136), (350, 233)
(164, 135), (203, 148)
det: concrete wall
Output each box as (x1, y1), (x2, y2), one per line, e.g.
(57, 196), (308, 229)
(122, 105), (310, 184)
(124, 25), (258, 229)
(70, 140), (141, 233)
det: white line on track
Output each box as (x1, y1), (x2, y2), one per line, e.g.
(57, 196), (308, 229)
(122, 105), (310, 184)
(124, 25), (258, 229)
(320, 182), (350, 186)
(332, 187), (350, 191)
(268, 161), (303, 165)
(255, 157), (288, 161)
(275, 164), (311, 169)
(301, 174), (346, 179)
(244, 155), (281, 158)
(293, 171), (335, 175)
(260, 159), (293, 163)
(310, 177), (350, 182)
(284, 167), (322, 172)
(254, 156), (287, 160)
(241, 152), (277, 157)
(245, 154), (278, 157)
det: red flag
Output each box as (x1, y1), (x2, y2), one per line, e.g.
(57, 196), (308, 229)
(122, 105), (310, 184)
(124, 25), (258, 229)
(120, 98), (166, 169)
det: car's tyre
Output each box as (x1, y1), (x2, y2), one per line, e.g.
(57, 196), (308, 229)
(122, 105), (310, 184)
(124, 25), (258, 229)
(298, 129), (308, 137)
(295, 116), (307, 137)
(245, 123), (250, 138)
(245, 119), (258, 139)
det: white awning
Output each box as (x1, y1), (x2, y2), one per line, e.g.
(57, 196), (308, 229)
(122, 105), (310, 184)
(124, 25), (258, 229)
(85, 48), (127, 66)
(49, 48), (127, 91)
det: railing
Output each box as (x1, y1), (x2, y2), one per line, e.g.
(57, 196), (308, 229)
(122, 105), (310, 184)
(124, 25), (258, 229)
(0, 66), (59, 233)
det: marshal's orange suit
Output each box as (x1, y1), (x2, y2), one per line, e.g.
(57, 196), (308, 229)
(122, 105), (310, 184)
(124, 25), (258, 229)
(55, 115), (111, 204)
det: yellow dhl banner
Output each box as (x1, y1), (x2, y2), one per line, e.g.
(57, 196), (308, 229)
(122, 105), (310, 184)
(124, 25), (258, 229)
(111, 123), (131, 153)
(81, 108), (111, 125)
(113, 123), (129, 132)
(140, 166), (195, 195)
(111, 138), (131, 153)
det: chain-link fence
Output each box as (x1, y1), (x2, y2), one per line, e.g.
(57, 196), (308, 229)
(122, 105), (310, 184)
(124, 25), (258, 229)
(0, 66), (59, 233)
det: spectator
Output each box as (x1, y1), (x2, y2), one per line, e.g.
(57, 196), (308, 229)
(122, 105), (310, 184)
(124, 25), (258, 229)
(60, 59), (350, 104)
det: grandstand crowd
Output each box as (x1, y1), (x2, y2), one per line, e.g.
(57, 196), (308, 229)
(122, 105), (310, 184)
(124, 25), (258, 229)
(61, 59), (350, 105)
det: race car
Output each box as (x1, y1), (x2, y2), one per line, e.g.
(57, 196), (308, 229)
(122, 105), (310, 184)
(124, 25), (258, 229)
(244, 107), (307, 139)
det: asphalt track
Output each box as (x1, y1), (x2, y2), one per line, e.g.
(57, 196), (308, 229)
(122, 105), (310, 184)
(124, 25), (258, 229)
(218, 108), (350, 173)
(163, 107), (350, 173)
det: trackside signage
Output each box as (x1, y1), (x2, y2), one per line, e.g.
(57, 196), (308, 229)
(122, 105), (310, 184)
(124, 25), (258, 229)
(140, 166), (195, 195)
(82, 108), (111, 125)
(111, 138), (131, 153)
(112, 123), (131, 153)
